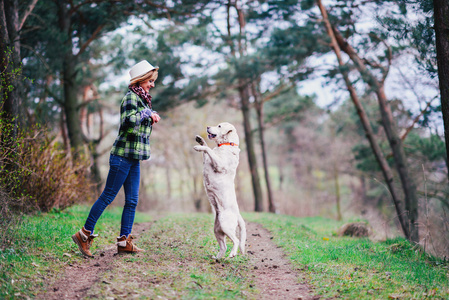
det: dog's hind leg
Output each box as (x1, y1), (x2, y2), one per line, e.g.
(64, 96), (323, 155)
(213, 217), (227, 259)
(220, 212), (240, 258)
(224, 230), (239, 258)
(237, 214), (246, 254)
(215, 235), (227, 259)
(214, 231), (227, 259)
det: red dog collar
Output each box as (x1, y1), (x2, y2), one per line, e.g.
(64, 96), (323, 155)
(218, 142), (239, 147)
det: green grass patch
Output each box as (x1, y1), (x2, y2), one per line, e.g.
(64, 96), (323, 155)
(0, 205), (152, 299)
(86, 213), (257, 299)
(244, 213), (449, 299)
(3, 207), (448, 299)
(1, 207), (256, 299)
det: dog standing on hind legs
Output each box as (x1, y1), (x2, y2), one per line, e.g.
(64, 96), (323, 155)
(194, 122), (246, 259)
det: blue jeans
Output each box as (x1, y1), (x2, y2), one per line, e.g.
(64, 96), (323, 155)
(84, 154), (140, 237)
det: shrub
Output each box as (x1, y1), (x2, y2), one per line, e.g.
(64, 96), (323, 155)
(0, 120), (94, 213)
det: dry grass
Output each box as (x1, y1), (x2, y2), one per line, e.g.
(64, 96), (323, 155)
(0, 121), (94, 213)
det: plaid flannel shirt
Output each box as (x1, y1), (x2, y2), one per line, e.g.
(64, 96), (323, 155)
(110, 90), (153, 160)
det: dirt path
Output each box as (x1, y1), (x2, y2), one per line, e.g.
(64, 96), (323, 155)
(246, 222), (319, 300)
(37, 222), (151, 300)
(38, 221), (317, 299)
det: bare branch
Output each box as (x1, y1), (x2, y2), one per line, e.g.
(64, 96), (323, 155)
(368, 33), (392, 84)
(19, 0), (39, 31)
(264, 111), (301, 128)
(20, 44), (51, 71)
(75, 23), (105, 57)
(397, 67), (428, 109)
(77, 97), (100, 109)
(401, 97), (438, 141)
(262, 84), (290, 103)
(19, 25), (43, 36)
(44, 86), (63, 105)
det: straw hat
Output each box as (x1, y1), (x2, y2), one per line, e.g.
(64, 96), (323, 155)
(129, 60), (158, 82)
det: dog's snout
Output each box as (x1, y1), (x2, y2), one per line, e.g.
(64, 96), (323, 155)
(207, 126), (210, 130)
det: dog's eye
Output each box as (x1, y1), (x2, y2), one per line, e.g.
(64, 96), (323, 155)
(218, 125), (221, 128)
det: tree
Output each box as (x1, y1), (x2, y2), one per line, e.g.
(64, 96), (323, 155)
(1, 0), (38, 136)
(21, 0), (204, 155)
(315, 0), (419, 243)
(433, 0), (449, 179)
(224, 0), (321, 211)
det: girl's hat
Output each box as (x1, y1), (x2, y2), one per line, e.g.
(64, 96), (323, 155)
(129, 60), (158, 82)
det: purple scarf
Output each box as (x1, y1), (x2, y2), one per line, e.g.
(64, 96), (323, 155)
(129, 84), (152, 109)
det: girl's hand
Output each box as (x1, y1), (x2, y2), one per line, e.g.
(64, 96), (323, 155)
(151, 112), (161, 124)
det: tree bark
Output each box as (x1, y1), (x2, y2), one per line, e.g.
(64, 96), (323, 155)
(62, 57), (84, 154)
(0, 0), (10, 107)
(317, 0), (412, 241)
(3, 0), (22, 132)
(433, 0), (449, 180)
(333, 163), (342, 221)
(252, 82), (277, 213)
(57, 0), (84, 155)
(239, 84), (264, 211)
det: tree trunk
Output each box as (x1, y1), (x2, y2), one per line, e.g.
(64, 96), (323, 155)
(58, 0), (84, 155)
(63, 59), (84, 154)
(252, 82), (277, 213)
(331, 128), (342, 221)
(433, 0), (449, 181)
(89, 143), (102, 196)
(3, 0), (22, 133)
(231, 0), (264, 211)
(165, 164), (172, 200)
(375, 86), (419, 242)
(332, 25), (420, 244)
(333, 163), (342, 221)
(317, 0), (412, 241)
(0, 0), (10, 107)
(239, 84), (264, 211)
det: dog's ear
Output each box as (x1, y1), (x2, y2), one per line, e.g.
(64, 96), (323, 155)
(226, 129), (233, 135)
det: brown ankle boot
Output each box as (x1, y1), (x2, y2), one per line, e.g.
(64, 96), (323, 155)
(72, 227), (98, 257)
(117, 235), (145, 254)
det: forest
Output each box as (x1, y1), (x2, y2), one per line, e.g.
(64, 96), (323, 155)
(2, 0), (449, 261)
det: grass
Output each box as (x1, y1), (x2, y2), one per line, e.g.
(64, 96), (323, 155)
(245, 213), (449, 299)
(85, 212), (256, 299)
(1, 206), (448, 299)
(0, 205), (152, 299)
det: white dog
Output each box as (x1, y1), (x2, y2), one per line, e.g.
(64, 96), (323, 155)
(194, 122), (246, 259)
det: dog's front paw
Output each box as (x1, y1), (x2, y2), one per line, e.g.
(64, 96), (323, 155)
(193, 145), (206, 152)
(195, 135), (205, 145)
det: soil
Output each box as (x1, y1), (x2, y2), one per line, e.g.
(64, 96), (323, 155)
(38, 222), (318, 300)
(246, 222), (319, 300)
(36, 222), (151, 300)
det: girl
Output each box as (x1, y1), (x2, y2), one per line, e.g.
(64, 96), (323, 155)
(72, 60), (160, 256)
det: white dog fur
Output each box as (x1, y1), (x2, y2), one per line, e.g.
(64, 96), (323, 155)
(194, 122), (246, 259)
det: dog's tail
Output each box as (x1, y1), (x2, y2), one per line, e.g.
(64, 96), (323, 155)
(238, 214), (246, 254)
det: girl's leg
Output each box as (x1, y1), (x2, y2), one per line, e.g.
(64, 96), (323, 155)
(84, 155), (132, 233)
(120, 158), (140, 237)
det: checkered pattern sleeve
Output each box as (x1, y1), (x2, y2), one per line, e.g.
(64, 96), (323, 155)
(120, 92), (144, 131)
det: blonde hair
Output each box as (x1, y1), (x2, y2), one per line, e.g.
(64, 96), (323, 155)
(130, 69), (159, 86)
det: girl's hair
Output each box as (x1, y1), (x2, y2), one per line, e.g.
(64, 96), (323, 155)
(130, 69), (159, 86)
